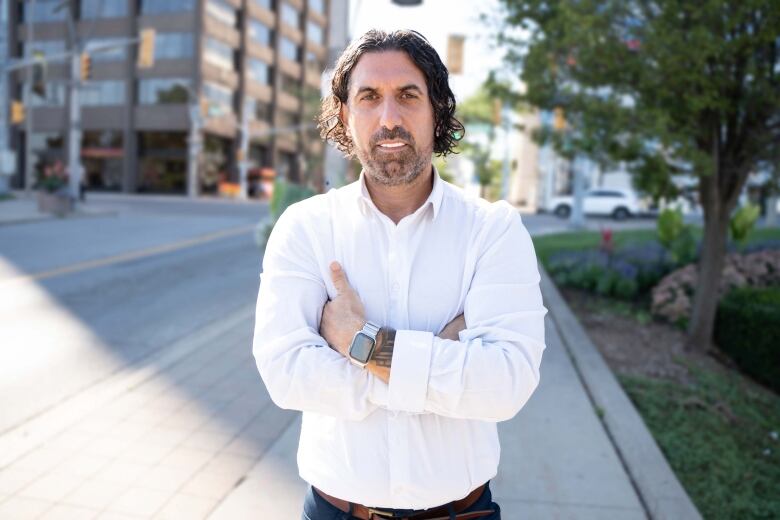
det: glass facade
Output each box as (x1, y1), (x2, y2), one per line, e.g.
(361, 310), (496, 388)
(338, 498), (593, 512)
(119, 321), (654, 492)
(140, 0), (195, 14)
(206, 0), (237, 27)
(138, 79), (190, 104)
(26, 83), (66, 106)
(25, 40), (66, 58)
(203, 81), (234, 115)
(138, 132), (187, 193)
(81, 0), (127, 18)
(155, 33), (194, 60)
(280, 2), (300, 28)
(280, 36), (300, 62)
(248, 20), (273, 47)
(280, 73), (300, 98)
(81, 81), (125, 105)
(81, 131), (124, 191)
(307, 21), (324, 46)
(253, 98), (272, 122)
(21, 0), (67, 22)
(252, 0), (274, 10)
(204, 37), (235, 70)
(85, 38), (127, 62)
(248, 58), (272, 85)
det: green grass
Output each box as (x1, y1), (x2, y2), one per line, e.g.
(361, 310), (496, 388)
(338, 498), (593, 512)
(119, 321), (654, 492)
(0, 193), (14, 202)
(620, 367), (780, 519)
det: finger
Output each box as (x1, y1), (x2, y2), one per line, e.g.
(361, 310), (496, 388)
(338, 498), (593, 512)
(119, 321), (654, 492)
(329, 261), (351, 295)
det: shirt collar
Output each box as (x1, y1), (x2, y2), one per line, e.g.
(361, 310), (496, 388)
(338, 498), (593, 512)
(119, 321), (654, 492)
(357, 166), (444, 221)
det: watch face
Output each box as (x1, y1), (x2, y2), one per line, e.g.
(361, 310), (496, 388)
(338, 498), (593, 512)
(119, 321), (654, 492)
(350, 332), (375, 363)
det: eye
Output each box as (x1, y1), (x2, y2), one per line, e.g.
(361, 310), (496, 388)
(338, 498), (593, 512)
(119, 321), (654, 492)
(361, 93), (378, 101)
(401, 92), (418, 99)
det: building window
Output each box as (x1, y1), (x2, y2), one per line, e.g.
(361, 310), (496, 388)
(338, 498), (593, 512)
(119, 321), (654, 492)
(84, 38), (127, 62)
(140, 0), (195, 14)
(248, 58), (272, 85)
(81, 81), (125, 106)
(206, 0), (238, 28)
(306, 20), (325, 45)
(203, 81), (234, 115)
(81, 0), (127, 18)
(252, 98), (272, 122)
(155, 33), (195, 60)
(306, 21), (324, 45)
(26, 83), (66, 106)
(280, 36), (300, 62)
(252, 0), (274, 10)
(280, 73), (300, 98)
(21, 0), (67, 22)
(248, 20), (273, 47)
(24, 40), (66, 58)
(309, 0), (324, 14)
(204, 37), (235, 70)
(280, 2), (300, 28)
(305, 50), (321, 72)
(138, 78), (190, 104)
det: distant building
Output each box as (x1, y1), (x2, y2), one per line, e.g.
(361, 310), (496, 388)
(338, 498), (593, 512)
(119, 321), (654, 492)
(5, 0), (330, 195)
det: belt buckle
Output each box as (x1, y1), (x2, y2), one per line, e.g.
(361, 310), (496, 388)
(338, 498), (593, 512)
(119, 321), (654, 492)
(366, 507), (398, 519)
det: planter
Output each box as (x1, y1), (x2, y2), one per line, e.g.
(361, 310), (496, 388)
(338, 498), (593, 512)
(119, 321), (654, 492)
(37, 190), (74, 216)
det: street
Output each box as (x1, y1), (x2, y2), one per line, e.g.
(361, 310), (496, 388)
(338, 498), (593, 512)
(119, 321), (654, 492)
(0, 195), (268, 433)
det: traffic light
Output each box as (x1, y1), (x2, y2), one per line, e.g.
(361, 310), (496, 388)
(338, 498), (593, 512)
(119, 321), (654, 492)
(32, 51), (47, 98)
(137, 28), (156, 69)
(80, 52), (91, 81)
(446, 34), (465, 75)
(11, 100), (25, 124)
(553, 106), (567, 131)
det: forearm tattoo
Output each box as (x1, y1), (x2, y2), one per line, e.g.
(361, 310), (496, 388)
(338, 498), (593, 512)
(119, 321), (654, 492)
(372, 327), (396, 368)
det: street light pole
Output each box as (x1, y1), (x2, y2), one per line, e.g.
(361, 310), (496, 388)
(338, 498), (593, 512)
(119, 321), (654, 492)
(187, 100), (202, 198)
(24, 0), (36, 193)
(238, 99), (250, 200)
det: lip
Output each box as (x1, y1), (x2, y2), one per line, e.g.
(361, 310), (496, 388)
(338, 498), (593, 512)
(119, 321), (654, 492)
(376, 141), (408, 149)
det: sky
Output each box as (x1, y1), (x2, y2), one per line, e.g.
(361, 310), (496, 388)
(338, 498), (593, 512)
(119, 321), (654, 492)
(348, 0), (510, 103)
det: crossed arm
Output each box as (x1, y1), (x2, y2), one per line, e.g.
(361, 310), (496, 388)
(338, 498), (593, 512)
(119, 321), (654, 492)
(319, 261), (464, 384)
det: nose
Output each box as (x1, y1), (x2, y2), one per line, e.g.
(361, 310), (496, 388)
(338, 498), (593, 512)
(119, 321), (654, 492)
(378, 97), (402, 132)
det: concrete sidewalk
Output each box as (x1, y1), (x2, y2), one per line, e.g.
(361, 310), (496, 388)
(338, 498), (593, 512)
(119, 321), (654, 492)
(0, 192), (115, 226)
(209, 314), (648, 520)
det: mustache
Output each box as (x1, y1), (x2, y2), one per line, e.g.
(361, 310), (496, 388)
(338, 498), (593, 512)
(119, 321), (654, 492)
(369, 127), (414, 147)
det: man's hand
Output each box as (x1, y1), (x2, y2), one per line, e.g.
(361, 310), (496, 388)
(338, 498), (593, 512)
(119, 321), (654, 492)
(438, 313), (466, 341)
(320, 262), (366, 356)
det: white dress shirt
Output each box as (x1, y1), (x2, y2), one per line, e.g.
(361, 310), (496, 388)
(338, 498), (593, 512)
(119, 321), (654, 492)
(253, 170), (547, 510)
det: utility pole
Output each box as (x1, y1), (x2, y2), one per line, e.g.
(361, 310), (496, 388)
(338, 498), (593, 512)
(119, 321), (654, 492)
(238, 99), (250, 200)
(65, 2), (83, 202)
(0, 0), (11, 194)
(24, 0), (37, 193)
(187, 98), (202, 198)
(570, 156), (586, 229)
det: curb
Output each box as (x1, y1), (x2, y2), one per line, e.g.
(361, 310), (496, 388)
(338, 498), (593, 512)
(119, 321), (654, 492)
(0, 209), (117, 227)
(539, 266), (702, 520)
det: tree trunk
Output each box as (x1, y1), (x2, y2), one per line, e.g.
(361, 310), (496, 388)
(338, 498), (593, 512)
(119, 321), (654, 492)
(686, 204), (730, 351)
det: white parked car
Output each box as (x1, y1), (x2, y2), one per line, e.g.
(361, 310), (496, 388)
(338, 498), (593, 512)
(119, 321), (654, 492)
(548, 188), (642, 221)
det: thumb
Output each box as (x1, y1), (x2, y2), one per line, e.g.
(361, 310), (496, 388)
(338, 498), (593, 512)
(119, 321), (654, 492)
(329, 261), (352, 295)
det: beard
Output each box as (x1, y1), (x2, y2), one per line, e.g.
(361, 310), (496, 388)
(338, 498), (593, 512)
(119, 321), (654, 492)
(355, 127), (432, 187)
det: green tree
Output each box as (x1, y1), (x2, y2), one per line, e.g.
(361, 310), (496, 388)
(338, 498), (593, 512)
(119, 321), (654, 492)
(497, 0), (780, 351)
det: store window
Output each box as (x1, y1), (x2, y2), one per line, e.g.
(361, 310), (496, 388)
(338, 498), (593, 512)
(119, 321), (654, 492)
(81, 131), (124, 191)
(138, 132), (188, 193)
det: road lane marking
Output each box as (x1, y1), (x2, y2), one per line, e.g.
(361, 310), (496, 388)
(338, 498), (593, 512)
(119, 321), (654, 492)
(1, 224), (257, 286)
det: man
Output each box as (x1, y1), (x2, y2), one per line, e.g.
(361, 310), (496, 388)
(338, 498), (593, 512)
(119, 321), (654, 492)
(254, 29), (547, 520)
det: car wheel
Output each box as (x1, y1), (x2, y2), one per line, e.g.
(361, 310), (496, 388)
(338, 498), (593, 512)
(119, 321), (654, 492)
(612, 207), (630, 221)
(554, 205), (571, 219)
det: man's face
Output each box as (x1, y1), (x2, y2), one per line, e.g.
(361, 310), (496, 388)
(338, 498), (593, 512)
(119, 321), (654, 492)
(340, 50), (435, 186)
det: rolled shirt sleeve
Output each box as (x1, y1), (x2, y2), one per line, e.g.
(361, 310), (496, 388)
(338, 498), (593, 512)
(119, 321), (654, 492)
(387, 204), (547, 421)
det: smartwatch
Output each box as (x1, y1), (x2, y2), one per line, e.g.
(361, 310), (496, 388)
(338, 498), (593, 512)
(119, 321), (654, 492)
(348, 321), (381, 368)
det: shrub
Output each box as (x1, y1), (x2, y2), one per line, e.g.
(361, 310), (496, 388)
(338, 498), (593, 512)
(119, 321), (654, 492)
(255, 179), (316, 250)
(651, 249), (780, 325)
(657, 207), (698, 265)
(729, 203), (761, 246)
(715, 287), (780, 393)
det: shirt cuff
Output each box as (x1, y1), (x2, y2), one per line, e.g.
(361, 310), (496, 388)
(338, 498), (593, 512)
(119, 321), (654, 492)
(387, 330), (433, 413)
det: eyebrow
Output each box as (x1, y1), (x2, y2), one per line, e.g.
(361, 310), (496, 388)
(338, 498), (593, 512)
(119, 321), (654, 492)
(353, 84), (425, 97)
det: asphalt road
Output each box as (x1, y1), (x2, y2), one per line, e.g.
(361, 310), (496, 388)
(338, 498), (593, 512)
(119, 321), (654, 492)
(0, 195), (269, 434)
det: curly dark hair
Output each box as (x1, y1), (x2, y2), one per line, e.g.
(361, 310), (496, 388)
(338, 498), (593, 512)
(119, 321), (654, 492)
(318, 29), (464, 157)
